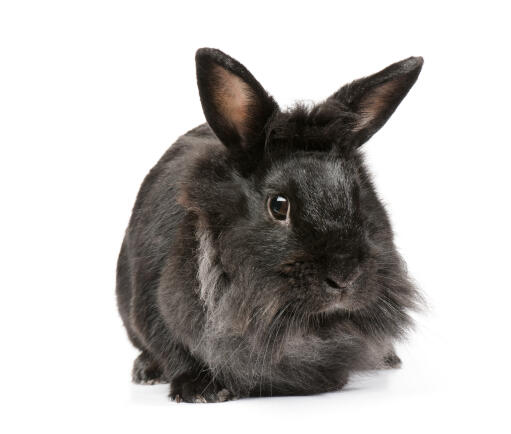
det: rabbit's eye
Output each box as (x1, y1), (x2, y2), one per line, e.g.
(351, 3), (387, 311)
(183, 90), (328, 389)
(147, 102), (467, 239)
(268, 195), (290, 221)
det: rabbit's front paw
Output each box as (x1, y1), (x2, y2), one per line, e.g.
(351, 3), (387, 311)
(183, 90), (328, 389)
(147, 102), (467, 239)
(169, 371), (236, 403)
(383, 351), (402, 369)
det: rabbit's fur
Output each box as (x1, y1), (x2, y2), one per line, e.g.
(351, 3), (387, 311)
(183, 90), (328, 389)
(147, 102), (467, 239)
(116, 48), (423, 403)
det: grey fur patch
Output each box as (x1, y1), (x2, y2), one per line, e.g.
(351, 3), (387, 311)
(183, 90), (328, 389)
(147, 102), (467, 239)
(196, 227), (223, 311)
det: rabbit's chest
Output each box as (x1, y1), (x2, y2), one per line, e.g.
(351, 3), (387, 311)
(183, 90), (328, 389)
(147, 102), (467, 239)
(203, 327), (364, 394)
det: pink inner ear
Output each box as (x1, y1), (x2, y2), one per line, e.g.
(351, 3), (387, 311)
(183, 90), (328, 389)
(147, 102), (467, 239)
(213, 65), (253, 136)
(352, 80), (399, 132)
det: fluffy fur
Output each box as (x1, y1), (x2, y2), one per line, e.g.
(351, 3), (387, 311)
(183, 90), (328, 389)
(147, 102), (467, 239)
(116, 48), (423, 403)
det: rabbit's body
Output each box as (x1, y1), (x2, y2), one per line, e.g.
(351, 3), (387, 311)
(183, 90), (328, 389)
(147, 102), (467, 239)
(117, 49), (423, 402)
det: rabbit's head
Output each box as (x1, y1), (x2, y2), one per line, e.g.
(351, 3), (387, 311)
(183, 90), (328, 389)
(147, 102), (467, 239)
(182, 48), (422, 340)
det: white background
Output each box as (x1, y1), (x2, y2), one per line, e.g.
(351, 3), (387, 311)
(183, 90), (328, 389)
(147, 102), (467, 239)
(1, 1), (510, 433)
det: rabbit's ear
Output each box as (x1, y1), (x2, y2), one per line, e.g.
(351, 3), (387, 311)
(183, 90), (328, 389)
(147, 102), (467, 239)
(329, 57), (423, 147)
(196, 48), (278, 152)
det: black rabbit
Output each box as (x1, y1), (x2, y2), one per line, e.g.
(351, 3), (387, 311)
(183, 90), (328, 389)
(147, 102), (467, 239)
(116, 48), (423, 403)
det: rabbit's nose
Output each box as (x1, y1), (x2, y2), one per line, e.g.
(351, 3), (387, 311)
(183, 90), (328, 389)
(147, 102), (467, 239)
(324, 267), (362, 290)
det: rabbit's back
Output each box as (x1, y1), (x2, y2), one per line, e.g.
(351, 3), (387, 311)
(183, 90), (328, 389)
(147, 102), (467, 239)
(116, 124), (219, 350)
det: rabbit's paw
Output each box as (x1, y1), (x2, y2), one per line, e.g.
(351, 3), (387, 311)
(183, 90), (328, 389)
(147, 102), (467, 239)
(169, 371), (237, 403)
(132, 351), (167, 385)
(383, 351), (402, 369)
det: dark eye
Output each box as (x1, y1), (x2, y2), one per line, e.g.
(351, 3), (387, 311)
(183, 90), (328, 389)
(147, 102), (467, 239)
(268, 195), (290, 221)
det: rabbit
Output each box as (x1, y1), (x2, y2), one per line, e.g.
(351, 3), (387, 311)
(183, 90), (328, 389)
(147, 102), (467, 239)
(116, 48), (423, 403)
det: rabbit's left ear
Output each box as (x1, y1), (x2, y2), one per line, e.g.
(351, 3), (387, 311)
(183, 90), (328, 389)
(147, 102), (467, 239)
(329, 57), (423, 147)
(196, 48), (278, 154)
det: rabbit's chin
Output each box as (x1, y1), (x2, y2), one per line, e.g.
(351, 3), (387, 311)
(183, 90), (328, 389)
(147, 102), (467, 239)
(318, 296), (366, 315)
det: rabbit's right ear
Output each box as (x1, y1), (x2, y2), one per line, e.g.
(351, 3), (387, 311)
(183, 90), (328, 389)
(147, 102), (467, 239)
(195, 48), (278, 154)
(328, 56), (423, 148)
